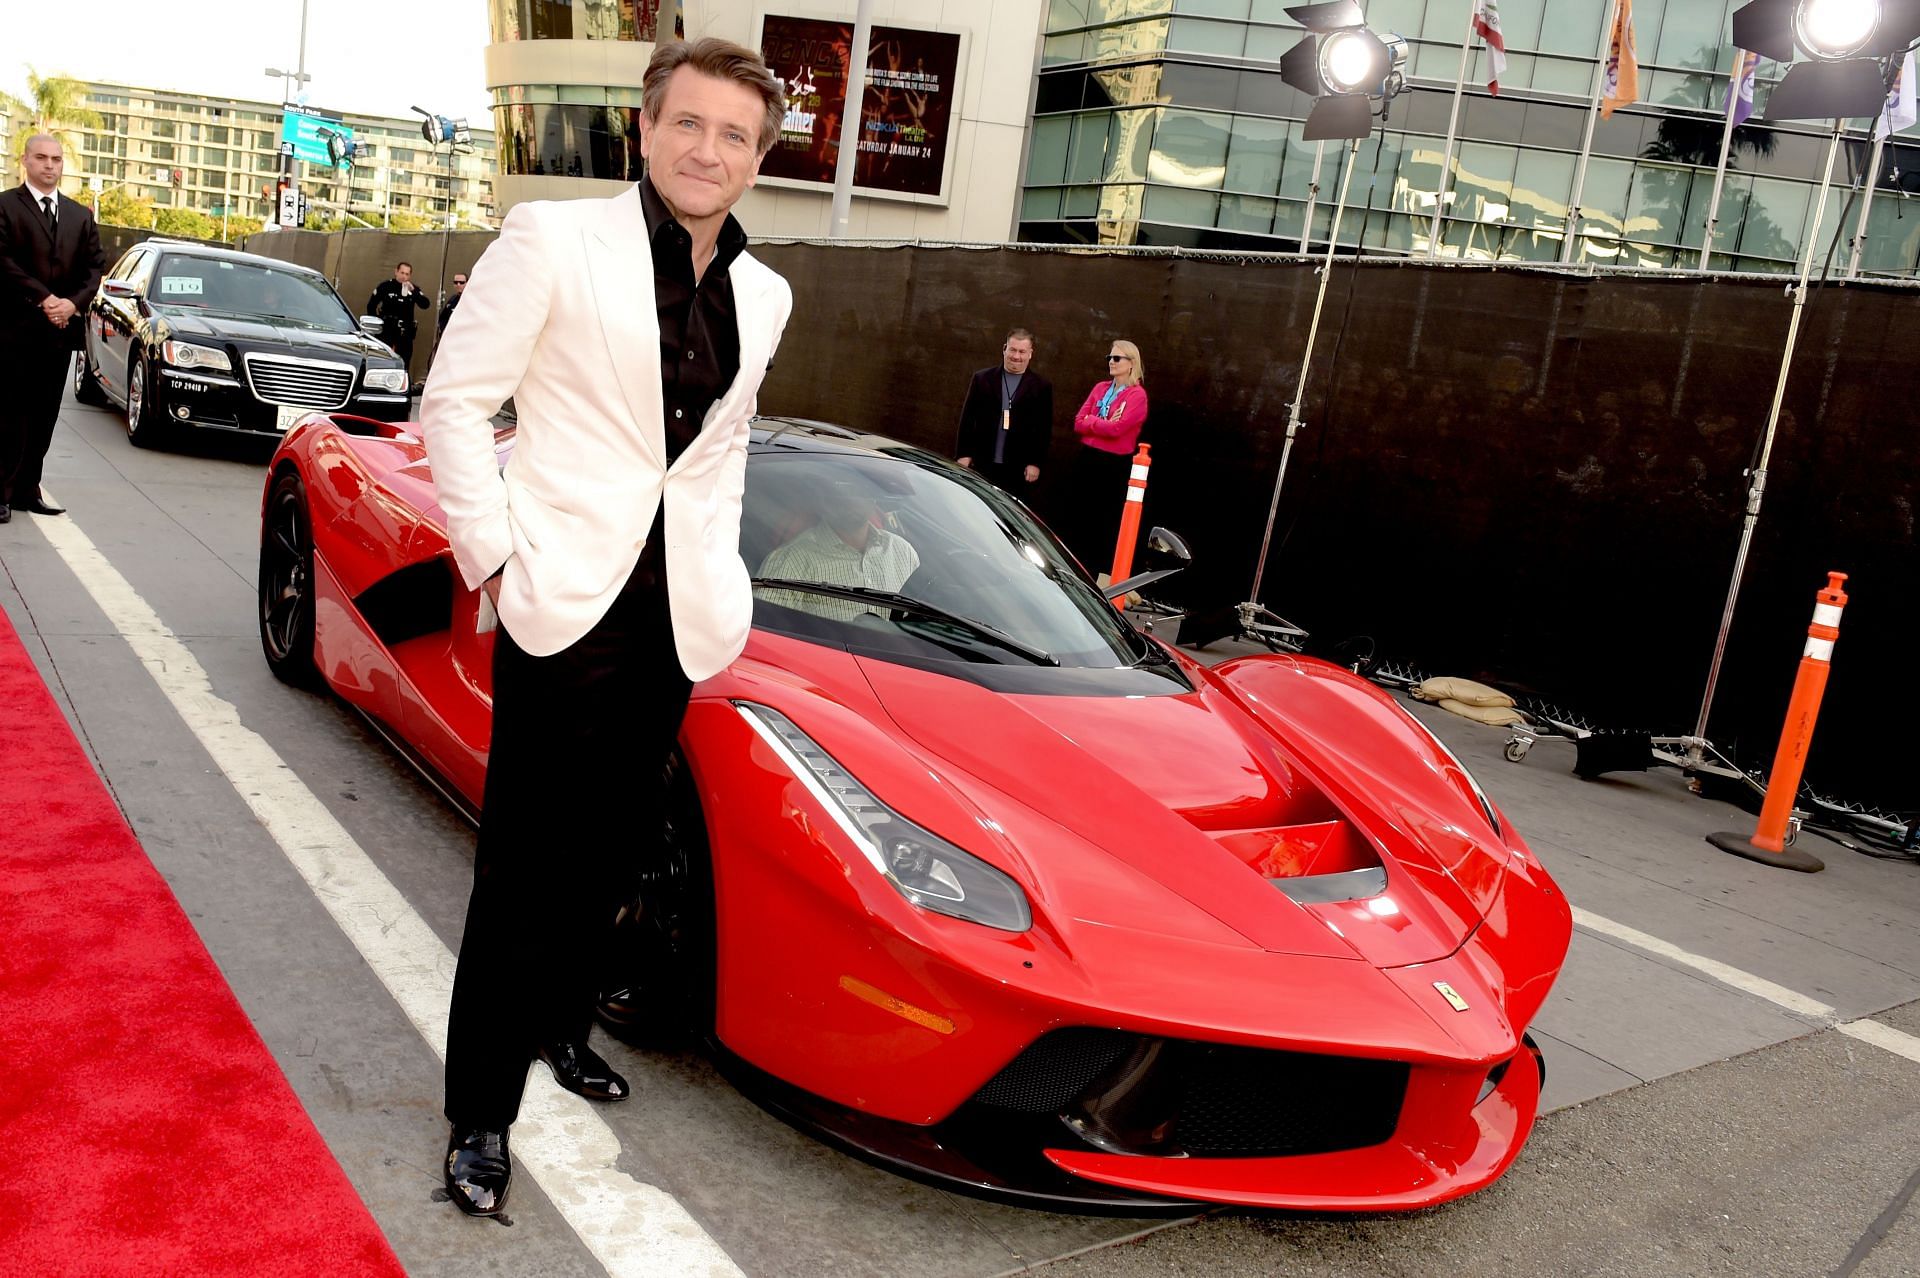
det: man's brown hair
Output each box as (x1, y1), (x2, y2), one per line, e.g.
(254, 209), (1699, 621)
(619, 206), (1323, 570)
(1005, 328), (1034, 345)
(643, 38), (787, 157)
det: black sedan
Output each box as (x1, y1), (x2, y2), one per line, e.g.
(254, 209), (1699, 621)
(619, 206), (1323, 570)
(76, 239), (410, 448)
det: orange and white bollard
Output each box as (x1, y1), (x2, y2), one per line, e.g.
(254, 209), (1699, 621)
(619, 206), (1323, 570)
(1106, 444), (1152, 603)
(1706, 571), (1848, 873)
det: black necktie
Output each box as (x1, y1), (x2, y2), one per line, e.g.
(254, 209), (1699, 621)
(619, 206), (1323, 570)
(41, 196), (56, 235)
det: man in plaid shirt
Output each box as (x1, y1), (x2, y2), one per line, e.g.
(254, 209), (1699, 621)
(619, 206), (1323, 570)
(757, 485), (920, 621)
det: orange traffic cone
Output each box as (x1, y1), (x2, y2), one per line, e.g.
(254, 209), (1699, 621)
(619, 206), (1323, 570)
(1705, 572), (1848, 874)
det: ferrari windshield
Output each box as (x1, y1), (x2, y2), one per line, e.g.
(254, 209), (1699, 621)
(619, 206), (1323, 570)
(743, 448), (1150, 669)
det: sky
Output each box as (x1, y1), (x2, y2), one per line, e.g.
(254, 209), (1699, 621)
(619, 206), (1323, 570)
(7, 1), (498, 133)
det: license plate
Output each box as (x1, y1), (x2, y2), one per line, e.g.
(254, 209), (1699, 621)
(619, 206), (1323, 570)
(275, 403), (308, 432)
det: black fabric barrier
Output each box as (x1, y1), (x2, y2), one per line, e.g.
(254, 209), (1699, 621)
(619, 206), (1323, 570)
(750, 244), (1915, 811)
(234, 229), (1911, 809)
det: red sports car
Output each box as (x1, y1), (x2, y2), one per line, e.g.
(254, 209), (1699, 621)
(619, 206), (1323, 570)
(258, 412), (1572, 1212)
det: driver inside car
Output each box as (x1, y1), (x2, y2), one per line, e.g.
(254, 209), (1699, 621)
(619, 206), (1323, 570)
(757, 480), (921, 622)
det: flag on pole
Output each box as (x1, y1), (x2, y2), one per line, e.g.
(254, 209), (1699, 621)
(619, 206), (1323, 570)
(1876, 50), (1918, 140)
(1600, 0), (1639, 119)
(1725, 48), (1759, 128)
(1474, 0), (1508, 96)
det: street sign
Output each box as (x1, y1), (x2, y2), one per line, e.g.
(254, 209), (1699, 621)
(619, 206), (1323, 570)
(278, 186), (302, 228)
(280, 109), (353, 167)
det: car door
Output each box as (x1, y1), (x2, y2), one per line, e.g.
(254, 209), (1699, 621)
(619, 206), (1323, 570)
(95, 247), (155, 404)
(88, 247), (144, 402)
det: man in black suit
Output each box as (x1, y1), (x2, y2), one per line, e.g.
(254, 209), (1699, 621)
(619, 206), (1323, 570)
(366, 261), (430, 389)
(954, 328), (1053, 497)
(0, 134), (104, 523)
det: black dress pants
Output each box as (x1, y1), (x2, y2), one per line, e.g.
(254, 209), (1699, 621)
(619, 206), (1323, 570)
(1, 338), (71, 505)
(443, 528), (694, 1128)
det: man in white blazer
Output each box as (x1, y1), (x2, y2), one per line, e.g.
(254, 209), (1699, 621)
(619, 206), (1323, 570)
(420, 38), (791, 1219)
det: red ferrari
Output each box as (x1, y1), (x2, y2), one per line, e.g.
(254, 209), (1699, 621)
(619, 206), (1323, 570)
(259, 412), (1572, 1212)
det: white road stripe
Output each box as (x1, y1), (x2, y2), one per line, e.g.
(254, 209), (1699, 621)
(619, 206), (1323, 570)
(1574, 906), (1920, 1065)
(34, 512), (742, 1278)
(1571, 907), (1835, 1018)
(1837, 1019), (1920, 1066)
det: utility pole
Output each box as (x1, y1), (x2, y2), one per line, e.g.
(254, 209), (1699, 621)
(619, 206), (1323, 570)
(828, 0), (875, 238)
(267, 0), (312, 225)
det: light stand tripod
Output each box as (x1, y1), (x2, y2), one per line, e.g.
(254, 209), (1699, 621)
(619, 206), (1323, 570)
(1237, 136), (1362, 652)
(1680, 114), (1849, 785)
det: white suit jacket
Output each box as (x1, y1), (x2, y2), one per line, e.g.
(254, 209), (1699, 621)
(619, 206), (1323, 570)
(419, 187), (792, 679)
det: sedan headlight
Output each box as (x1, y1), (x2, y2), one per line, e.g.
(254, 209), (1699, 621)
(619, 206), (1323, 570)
(160, 340), (231, 372)
(735, 702), (1032, 931)
(363, 366), (409, 393)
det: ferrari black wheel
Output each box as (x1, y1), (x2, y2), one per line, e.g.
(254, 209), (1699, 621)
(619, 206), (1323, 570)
(598, 748), (718, 1044)
(259, 468), (321, 687)
(125, 352), (171, 449)
(73, 344), (108, 406)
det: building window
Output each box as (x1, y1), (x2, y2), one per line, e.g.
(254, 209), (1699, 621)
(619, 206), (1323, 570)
(488, 0), (682, 43)
(494, 102), (643, 180)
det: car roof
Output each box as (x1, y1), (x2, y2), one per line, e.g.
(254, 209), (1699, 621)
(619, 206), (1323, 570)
(749, 416), (945, 464)
(138, 239), (328, 281)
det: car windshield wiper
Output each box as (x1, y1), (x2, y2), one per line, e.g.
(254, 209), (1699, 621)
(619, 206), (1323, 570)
(751, 578), (1059, 666)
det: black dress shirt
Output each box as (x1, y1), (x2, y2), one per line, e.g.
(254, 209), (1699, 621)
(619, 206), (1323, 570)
(639, 173), (745, 465)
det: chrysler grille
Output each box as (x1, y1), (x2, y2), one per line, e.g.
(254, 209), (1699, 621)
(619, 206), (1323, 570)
(244, 354), (355, 410)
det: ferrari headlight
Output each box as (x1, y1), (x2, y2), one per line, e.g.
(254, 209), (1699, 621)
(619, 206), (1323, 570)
(735, 702), (1032, 932)
(363, 366), (409, 393)
(160, 340), (231, 372)
(1407, 711), (1503, 838)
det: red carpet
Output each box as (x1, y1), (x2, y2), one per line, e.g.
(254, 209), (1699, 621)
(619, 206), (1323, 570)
(0, 603), (404, 1275)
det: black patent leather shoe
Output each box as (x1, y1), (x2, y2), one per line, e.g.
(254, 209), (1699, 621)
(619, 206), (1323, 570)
(596, 987), (646, 1028)
(16, 497), (64, 516)
(444, 1125), (511, 1217)
(537, 1039), (630, 1102)
(0, 503), (10, 524)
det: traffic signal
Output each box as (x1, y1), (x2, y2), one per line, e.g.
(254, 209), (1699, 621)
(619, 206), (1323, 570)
(170, 168), (185, 189)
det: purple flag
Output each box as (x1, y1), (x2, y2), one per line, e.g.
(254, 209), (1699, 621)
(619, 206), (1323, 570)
(1725, 49), (1758, 127)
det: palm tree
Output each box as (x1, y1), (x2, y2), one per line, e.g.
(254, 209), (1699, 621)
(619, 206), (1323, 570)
(2, 67), (104, 183)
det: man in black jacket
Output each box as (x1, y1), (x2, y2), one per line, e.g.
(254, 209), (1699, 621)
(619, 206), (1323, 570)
(954, 328), (1053, 497)
(366, 260), (430, 385)
(0, 134), (104, 523)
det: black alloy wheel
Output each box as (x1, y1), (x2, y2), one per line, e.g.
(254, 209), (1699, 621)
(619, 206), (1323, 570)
(125, 352), (170, 449)
(259, 468), (321, 687)
(599, 749), (719, 1044)
(73, 342), (107, 406)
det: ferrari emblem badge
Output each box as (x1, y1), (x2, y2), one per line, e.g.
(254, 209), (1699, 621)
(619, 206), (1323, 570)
(1433, 981), (1470, 1012)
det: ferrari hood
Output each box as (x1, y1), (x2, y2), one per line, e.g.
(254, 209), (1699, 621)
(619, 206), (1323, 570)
(853, 655), (1491, 967)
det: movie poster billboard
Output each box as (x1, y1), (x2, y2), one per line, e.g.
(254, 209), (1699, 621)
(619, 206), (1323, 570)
(758, 14), (963, 200)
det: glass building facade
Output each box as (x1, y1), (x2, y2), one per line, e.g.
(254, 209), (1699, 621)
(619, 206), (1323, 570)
(1021, 0), (1920, 275)
(488, 0), (682, 182)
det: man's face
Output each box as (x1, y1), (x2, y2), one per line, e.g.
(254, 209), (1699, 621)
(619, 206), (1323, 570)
(1002, 338), (1034, 374)
(639, 65), (767, 223)
(24, 139), (64, 191)
(452, 275), (467, 292)
(394, 264), (412, 285)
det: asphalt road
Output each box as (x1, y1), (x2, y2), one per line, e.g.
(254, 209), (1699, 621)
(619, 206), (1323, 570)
(3, 383), (1917, 1278)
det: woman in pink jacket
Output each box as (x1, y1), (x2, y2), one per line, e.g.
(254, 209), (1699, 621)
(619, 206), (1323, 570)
(1060, 338), (1149, 574)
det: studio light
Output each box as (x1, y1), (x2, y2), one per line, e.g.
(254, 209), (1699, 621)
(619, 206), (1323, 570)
(1278, 2), (1409, 141)
(1321, 29), (1386, 93)
(1732, 0), (1920, 118)
(1796, 0), (1882, 58)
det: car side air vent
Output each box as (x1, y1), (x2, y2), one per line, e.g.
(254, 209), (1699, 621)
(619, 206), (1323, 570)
(1212, 819), (1387, 904)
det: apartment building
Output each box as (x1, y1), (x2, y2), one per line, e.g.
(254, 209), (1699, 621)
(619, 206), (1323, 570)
(66, 82), (498, 230)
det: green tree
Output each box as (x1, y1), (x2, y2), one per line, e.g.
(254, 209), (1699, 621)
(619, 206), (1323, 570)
(1, 67), (105, 171)
(154, 206), (221, 240)
(75, 185), (155, 230)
